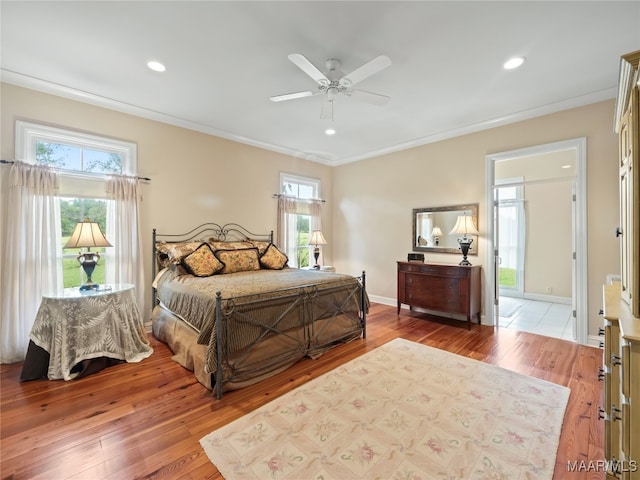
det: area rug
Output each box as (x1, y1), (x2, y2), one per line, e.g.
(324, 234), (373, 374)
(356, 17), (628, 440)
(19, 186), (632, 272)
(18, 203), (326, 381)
(200, 338), (570, 479)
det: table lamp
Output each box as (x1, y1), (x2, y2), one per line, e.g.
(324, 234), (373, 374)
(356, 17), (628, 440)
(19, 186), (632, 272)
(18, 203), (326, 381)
(449, 214), (479, 265)
(308, 230), (327, 269)
(431, 226), (443, 246)
(64, 218), (112, 290)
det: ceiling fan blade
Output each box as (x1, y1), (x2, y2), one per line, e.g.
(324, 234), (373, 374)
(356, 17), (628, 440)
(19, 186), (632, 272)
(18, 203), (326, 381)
(269, 90), (320, 102)
(339, 55), (392, 87)
(347, 89), (391, 106)
(288, 53), (330, 86)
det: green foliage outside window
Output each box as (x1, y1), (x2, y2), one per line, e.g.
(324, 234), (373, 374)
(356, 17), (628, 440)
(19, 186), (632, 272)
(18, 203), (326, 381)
(499, 267), (516, 288)
(61, 199), (108, 288)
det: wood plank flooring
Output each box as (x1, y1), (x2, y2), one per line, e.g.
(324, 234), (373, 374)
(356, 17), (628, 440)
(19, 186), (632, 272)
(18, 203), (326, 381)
(1, 303), (605, 479)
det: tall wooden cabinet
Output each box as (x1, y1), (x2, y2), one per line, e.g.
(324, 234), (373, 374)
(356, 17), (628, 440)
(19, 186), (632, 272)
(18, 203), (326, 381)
(601, 50), (640, 480)
(616, 50), (640, 316)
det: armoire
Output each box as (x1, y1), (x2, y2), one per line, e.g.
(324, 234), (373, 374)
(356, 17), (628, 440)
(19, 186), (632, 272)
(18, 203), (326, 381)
(602, 49), (640, 480)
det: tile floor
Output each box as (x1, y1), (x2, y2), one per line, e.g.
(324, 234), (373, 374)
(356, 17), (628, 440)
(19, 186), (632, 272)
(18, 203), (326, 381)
(497, 296), (575, 341)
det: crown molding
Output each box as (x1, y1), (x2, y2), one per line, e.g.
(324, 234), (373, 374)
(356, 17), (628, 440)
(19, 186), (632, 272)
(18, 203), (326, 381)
(2, 69), (615, 168)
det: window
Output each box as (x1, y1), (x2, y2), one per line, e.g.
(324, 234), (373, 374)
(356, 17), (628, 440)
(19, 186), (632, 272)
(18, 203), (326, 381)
(16, 121), (137, 287)
(279, 173), (322, 268)
(495, 179), (525, 294)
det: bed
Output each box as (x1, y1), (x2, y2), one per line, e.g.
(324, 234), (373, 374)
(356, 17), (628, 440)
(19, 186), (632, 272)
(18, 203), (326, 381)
(151, 223), (367, 398)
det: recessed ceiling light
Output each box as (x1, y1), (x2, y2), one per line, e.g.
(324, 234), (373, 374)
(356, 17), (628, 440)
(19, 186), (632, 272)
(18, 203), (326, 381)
(325, 127), (336, 135)
(503, 56), (525, 70)
(147, 60), (166, 72)
(561, 164), (572, 169)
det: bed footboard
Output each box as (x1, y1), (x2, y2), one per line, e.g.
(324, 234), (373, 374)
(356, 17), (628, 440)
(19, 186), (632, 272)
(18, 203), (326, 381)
(211, 272), (367, 399)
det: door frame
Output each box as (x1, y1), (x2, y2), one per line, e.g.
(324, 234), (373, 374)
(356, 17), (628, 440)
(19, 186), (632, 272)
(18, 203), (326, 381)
(484, 137), (587, 344)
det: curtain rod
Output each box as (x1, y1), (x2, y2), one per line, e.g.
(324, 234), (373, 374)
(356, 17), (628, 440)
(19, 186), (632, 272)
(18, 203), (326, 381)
(0, 160), (151, 181)
(273, 193), (325, 203)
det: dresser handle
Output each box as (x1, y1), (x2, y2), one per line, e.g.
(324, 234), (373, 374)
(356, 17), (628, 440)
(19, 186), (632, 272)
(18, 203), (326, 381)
(599, 341), (604, 349)
(598, 327), (605, 335)
(598, 368), (605, 381)
(612, 405), (622, 421)
(612, 354), (622, 366)
(598, 407), (607, 420)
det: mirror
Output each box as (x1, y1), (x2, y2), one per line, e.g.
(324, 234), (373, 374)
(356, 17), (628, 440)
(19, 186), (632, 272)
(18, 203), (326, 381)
(412, 204), (479, 255)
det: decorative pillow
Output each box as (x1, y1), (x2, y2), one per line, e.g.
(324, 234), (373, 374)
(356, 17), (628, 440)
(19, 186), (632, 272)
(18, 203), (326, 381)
(157, 241), (202, 264)
(208, 240), (253, 251)
(246, 240), (271, 255)
(182, 243), (225, 277)
(215, 248), (260, 274)
(259, 243), (288, 270)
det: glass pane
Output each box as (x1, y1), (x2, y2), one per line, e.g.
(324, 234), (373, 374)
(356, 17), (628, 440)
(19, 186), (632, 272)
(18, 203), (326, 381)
(84, 149), (122, 173)
(298, 184), (314, 199)
(61, 197), (109, 288)
(498, 203), (519, 289)
(36, 141), (82, 170)
(35, 141), (122, 174)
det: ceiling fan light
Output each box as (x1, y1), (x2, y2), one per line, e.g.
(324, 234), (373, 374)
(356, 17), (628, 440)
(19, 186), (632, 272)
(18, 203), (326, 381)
(503, 56), (525, 70)
(147, 60), (166, 72)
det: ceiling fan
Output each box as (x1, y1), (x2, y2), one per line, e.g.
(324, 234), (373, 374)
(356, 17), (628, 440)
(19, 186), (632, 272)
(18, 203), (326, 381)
(270, 53), (392, 118)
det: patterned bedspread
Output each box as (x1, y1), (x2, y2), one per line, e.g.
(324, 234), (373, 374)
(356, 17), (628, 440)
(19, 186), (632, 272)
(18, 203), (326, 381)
(156, 267), (364, 339)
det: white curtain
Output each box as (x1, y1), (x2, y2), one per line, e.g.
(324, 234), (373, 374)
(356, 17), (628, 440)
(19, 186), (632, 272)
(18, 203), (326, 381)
(106, 175), (145, 313)
(277, 196), (323, 268)
(1, 162), (62, 363)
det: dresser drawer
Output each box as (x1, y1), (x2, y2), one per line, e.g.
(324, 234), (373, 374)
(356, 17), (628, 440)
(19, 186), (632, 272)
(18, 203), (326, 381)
(405, 286), (462, 312)
(398, 262), (469, 278)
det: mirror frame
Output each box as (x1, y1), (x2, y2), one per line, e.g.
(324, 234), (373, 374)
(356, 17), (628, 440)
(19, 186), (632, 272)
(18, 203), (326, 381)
(412, 203), (479, 255)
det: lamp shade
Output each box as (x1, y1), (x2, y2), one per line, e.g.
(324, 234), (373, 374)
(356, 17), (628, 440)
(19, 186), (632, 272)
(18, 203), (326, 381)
(449, 215), (479, 237)
(308, 230), (327, 246)
(64, 218), (112, 249)
(431, 226), (443, 237)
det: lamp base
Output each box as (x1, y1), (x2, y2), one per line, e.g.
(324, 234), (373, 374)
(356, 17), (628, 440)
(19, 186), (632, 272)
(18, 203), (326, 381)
(313, 247), (320, 269)
(457, 238), (473, 266)
(78, 251), (100, 291)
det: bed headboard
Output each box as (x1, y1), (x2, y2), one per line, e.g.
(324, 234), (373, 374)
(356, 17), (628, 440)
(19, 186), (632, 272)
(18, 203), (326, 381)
(151, 223), (274, 306)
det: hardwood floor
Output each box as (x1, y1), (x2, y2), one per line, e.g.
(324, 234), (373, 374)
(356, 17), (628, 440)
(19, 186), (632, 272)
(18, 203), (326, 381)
(1, 303), (605, 479)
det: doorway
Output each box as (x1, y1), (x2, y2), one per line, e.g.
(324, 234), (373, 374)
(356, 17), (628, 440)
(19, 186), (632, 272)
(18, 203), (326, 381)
(485, 138), (588, 344)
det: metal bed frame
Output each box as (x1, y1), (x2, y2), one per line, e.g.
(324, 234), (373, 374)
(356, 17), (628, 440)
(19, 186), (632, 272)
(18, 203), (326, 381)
(152, 223), (367, 399)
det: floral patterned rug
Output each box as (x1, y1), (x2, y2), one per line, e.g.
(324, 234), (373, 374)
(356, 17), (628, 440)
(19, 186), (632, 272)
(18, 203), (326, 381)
(200, 338), (569, 479)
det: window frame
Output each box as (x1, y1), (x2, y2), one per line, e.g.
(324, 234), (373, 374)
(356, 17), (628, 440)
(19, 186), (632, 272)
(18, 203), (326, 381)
(15, 121), (137, 286)
(279, 173), (322, 268)
(15, 120), (137, 177)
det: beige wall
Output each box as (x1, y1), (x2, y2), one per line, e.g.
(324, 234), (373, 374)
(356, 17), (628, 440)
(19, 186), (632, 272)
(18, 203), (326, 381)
(0, 83), (334, 319)
(0, 82), (620, 339)
(333, 100), (620, 337)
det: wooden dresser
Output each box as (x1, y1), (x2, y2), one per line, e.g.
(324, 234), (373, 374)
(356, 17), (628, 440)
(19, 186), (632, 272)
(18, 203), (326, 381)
(602, 284), (640, 479)
(397, 261), (481, 329)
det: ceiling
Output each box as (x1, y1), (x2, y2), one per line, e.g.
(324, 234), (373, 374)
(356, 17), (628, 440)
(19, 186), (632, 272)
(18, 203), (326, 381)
(1, 1), (639, 166)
